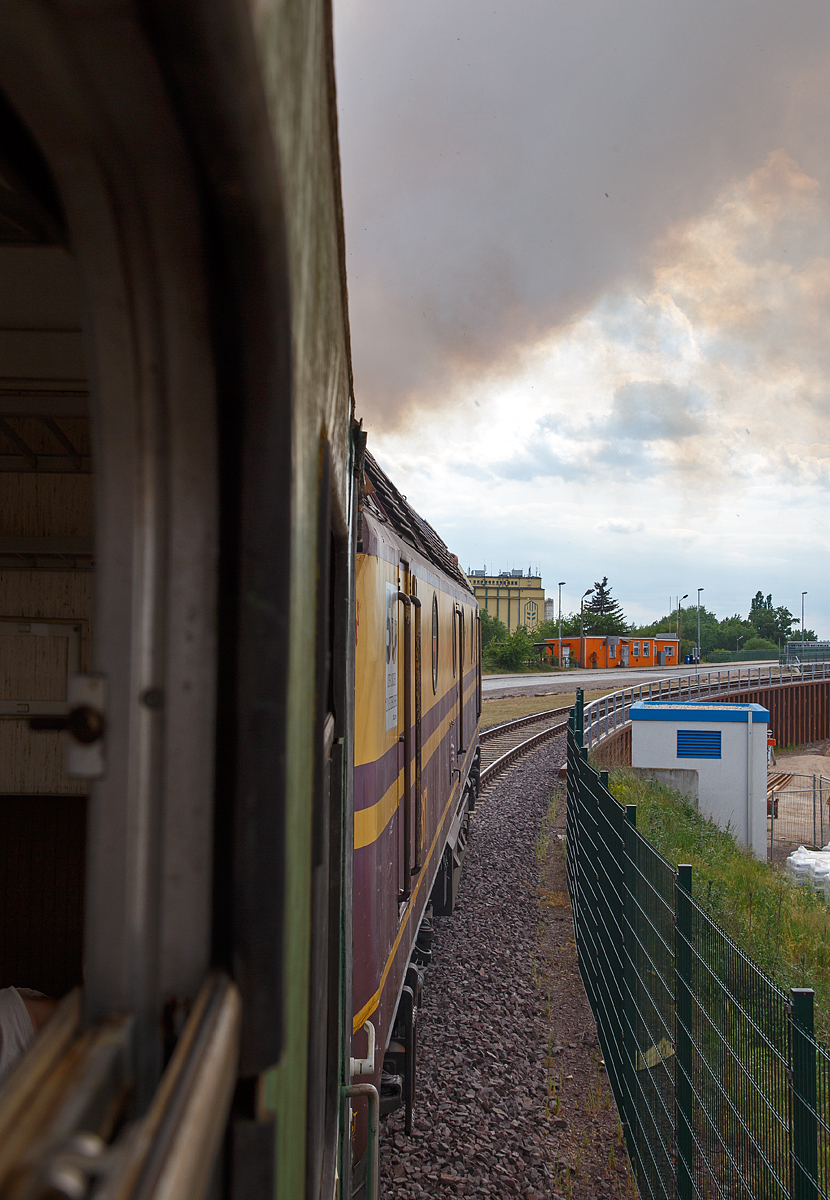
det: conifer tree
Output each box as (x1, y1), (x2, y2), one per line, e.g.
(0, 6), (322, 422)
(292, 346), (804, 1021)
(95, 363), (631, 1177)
(582, 577), (627, 635)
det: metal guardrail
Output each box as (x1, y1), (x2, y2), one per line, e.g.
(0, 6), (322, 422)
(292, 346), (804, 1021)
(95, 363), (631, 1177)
(583, 660), (830, 749)
(567, 709), (830, 1200)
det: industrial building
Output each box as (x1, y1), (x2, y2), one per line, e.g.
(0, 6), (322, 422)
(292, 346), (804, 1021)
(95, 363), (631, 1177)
(467, 568), (545, 633)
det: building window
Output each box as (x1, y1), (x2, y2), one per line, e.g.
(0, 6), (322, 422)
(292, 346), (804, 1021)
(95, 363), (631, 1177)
(643, 641), (650, 656)
(632, 641), (640, 656)
(432, 594), (439, 693)
(665, 645), (674, 657)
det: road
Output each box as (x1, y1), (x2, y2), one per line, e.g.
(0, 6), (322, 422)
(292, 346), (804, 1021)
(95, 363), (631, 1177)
(482, 662), (779, 698)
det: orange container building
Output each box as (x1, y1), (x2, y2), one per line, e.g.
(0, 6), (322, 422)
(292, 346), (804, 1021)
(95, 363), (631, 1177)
(538, 634), (680, 670)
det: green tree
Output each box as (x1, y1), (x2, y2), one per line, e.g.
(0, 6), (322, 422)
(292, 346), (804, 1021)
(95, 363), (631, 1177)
(479, 608), (508, 650)
(747, 591), (795, 643)
(533, 613), (583, 640)
(713, 614), (755, 652)
(488, 625), (535, 670)
(582, 577), (627, 636)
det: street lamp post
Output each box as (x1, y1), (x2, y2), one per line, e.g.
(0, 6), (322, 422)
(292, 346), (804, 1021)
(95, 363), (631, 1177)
(678, 593), (689, 661)
(697, 588), (704, 666)
(802, 591), (808, 645)
(580, 588), (593, 669)
(558, 581), (566, 668)
(737, 635), (744, 654)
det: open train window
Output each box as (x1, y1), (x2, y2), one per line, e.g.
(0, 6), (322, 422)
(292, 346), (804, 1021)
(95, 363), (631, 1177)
(0, 132), (91, 1014)
(432, 594), (438, 694)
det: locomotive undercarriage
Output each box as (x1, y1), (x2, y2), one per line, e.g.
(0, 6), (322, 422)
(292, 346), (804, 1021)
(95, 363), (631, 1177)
(379, 747), (481, 1135)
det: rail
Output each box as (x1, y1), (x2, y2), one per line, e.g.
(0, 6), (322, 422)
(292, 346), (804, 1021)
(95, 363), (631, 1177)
(480, 705), (569, 740)
(479, 721), (566, 787)
(584, 659), (830, 749)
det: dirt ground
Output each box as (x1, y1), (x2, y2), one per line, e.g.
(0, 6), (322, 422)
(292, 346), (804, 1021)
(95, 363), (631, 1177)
(775, 738), (830, 778)
(482, 690), (611, 729)
(534, 786), (637, 1198)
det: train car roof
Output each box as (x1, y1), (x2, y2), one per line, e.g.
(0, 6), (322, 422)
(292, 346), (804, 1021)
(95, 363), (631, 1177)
(363, 450), (473, 595)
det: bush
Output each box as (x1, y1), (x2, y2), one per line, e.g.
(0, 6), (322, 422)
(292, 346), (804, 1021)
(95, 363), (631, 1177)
(743, 636), (777, 651)
(486, 625), (535, 671)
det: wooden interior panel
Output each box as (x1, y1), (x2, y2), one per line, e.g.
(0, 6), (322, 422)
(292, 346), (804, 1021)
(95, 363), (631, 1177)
(0, 632), (69, 700)
(0, 473), (92, 537)
(0, 571), (93, 622)
(0, 722), (85, 794)
(0, 794), (86, 996)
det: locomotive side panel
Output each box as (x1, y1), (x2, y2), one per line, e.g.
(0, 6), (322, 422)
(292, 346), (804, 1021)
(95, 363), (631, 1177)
(353, 504), (480, 1148)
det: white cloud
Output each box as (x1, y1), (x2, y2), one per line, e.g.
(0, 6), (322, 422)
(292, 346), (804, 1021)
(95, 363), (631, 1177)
(369, 152), (830, 633)
(596, 519), (646, 535)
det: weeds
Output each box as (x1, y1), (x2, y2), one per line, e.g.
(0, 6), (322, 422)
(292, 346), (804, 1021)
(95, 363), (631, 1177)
(610, 769), (830, 1041)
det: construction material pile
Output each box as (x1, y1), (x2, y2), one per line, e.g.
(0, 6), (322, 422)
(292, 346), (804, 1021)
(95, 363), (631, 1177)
(785, 845), (830, 895)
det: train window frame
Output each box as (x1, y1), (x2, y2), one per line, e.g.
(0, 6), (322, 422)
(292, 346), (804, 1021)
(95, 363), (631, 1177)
(452, 608), (457, 679)
(459, 608), (465, 669)
(432, 594), (439, 694)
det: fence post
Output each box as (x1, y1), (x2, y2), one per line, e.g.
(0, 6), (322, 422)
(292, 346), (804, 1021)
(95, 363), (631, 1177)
(623, 804), (637, 1156)
(575, 687), (584, 747)
(813, 776), (817, 850)
(790, 987), (817, 1200)
(676, 864), (694, 1200)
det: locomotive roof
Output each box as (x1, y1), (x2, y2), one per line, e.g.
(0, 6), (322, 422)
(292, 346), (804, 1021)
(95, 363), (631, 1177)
(363, 450), (473, 594)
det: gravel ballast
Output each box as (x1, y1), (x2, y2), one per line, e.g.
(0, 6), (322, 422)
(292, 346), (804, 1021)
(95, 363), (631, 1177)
(378, 735), (635, 1198)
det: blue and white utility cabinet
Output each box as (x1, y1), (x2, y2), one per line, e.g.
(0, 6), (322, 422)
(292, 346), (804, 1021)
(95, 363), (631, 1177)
(630, 701), (770, 859)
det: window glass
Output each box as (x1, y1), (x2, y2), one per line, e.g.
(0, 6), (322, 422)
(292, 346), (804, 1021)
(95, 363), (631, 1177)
(432, 594), (439, 693)
(452, 608), (457, 678)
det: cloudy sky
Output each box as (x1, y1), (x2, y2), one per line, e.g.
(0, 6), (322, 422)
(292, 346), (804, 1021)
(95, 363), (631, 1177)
(333, 0), (830, 633)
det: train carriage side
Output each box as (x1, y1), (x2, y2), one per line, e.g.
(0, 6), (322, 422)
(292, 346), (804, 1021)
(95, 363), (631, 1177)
(0, 3), (356, 1198)
(352, 455), (480, 1167)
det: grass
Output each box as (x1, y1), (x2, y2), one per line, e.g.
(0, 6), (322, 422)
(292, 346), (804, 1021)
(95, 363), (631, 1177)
(482, 688), (612, 728)
(482, 662), (564, 675)
(609, 769), (830, 1043)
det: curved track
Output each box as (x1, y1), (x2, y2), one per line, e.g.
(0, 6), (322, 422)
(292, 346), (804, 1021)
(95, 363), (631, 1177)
(480, 706), (569, 786)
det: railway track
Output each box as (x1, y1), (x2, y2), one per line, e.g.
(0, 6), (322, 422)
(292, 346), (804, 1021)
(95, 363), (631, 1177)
(480, 706), (570, 786)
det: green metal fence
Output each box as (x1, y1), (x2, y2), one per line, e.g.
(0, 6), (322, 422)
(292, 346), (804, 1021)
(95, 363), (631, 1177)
(567, 690), (830, 1200)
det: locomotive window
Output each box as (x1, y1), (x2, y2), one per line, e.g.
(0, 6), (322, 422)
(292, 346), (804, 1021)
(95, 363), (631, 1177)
(459, 609), (465, 668)
(452, 609), (457, 678)
(432, 595), (439, 693)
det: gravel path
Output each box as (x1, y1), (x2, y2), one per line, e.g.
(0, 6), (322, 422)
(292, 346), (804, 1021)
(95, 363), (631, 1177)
(379, 734), (634, 1199)
(380, 737), (564, 1197)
